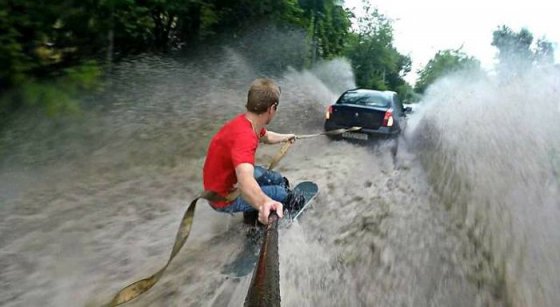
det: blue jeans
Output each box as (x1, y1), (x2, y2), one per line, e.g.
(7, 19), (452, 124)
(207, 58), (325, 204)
(214, 166), (288, 214)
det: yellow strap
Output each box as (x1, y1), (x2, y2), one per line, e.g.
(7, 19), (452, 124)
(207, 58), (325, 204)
(107, 196), (199, 306)
(267, 141), (293, 170)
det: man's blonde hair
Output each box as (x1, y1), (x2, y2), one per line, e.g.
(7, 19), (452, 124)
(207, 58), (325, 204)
(246, 78), (281, 114)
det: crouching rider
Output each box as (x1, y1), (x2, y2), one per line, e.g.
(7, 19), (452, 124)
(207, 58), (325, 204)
(203, 78), (299, 225)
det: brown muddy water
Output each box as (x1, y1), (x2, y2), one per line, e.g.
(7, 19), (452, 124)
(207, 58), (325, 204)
(0, 50), (559, 307)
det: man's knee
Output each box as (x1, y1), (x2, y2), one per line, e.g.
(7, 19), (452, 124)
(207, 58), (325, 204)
(261, 185), (288, 203)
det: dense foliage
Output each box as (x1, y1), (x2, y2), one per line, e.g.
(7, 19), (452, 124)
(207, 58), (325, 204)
(1, 0), (556, 118)
(344, 5), (412, 95)
(1, 0), (418, 117)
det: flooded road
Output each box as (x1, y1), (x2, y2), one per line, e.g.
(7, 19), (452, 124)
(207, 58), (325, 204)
(0, 48), (558, 307)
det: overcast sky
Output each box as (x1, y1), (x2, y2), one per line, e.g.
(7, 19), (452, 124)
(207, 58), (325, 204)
(343, 0), (560, 84)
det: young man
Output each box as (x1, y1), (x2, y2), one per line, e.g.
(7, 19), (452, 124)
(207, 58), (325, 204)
(203, 78), (296, 225)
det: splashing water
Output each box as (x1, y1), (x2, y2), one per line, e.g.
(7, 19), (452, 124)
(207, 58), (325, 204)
(1, 36), (558, 307)
(410, 67), (560, 307)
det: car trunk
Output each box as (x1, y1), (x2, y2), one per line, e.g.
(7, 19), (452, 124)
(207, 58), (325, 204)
(330, 104), (387, 130)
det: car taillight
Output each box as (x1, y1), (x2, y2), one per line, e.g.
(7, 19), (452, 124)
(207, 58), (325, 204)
(383, 108), (393, 127)
(325, 105), (333, 119)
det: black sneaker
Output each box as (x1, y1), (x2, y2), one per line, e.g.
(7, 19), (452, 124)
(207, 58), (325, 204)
(243, 211), (258, 226)
(282, 176), (290, 190)
(284, 191), (306, 213)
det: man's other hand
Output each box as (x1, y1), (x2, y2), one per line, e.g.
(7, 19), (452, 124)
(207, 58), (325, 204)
(258, 200), (284, 224)
(285, 134), (296, 143)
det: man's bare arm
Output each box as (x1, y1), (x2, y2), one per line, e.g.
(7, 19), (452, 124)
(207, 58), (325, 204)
(261, 131), (296, 144)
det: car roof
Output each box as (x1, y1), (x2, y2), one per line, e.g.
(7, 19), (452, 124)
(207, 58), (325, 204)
(344, 88), (396, 98)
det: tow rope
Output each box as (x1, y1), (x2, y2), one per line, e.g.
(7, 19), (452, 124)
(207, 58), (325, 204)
(296, 126), (361, 139)
(105, 126), (361, 306)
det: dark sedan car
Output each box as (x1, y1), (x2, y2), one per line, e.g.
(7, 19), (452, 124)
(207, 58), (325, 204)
(324, 88), (411, 142)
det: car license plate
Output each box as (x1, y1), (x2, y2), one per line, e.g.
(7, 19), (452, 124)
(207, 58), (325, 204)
(342, 132), (368, 140)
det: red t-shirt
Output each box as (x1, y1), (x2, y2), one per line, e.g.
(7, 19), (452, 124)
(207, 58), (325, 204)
(203, 114), (266, 208)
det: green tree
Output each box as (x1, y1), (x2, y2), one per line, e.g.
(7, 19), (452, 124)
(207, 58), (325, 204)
(534, 38), (555, 66)
(414, 48), (480, 94)
(0, 0), (356, 119)
(298, 0), (351, 63)
(492, 25), (533, 76)
(491, 25), (556, 77)
(344, 3), (410, 93)
(0, 0), (63, 88)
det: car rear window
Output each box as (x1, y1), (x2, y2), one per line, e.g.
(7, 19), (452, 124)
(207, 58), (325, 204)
(338, 91), (391, 108)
